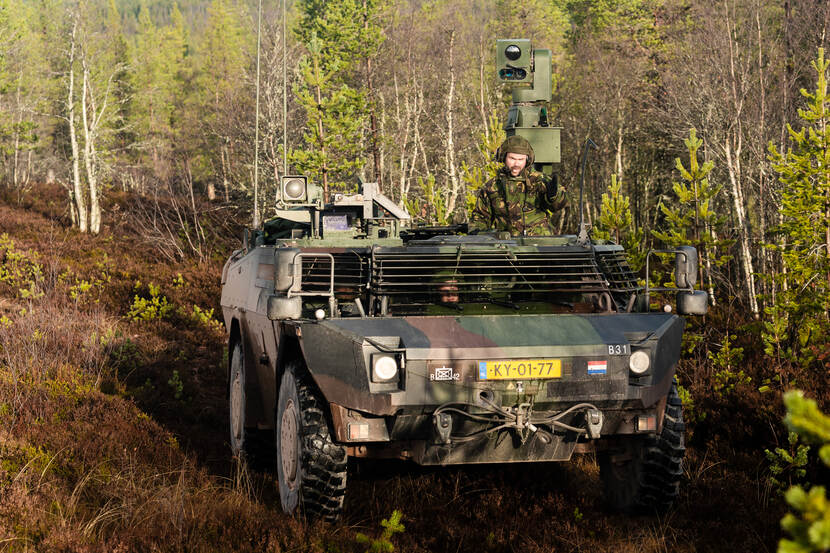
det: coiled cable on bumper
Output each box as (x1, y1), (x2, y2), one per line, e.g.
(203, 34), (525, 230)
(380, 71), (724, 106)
(433, 398), (601, 443)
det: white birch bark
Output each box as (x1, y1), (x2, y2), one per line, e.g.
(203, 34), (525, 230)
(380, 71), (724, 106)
(478, 36), (489, 141)
(67, 18), (87, 233)
(12, 74), (23, 189)
(444, 30), (459, 216)
(756, 2), (768, 298)
(81, 63), (101, 234)
(725, 141), (758, 314)
(724, 0), (759, 315)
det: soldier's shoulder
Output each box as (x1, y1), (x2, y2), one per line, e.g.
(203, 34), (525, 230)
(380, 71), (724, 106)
(478, 176), (500, 194)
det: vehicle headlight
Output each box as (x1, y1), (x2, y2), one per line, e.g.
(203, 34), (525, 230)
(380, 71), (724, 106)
(372, 354), (399, 382)
(629, 350), (651, 375)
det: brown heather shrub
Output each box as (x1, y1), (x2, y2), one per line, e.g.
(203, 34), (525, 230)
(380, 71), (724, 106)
(0, 188), (801, 552)
(0, 199), (347, 553)
(0, 299), (119, 417)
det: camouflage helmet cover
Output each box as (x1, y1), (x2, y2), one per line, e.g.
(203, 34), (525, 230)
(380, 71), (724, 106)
(497, 135), (535, 166)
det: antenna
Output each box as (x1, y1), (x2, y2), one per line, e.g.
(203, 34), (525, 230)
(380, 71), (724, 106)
(253, 0), (262, 228)
(577, 137), (598, 247)
(282, 0), (289, 177)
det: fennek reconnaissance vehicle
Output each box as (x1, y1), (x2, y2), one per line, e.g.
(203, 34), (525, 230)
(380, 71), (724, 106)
(220, 39), (708, 521)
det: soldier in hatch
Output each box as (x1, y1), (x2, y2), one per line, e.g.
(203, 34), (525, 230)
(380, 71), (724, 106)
(470, 135), (567, 236)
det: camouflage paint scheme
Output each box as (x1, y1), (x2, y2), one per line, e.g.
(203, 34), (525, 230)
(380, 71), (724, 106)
(220, 230), (685, 466)
(219, 40), (703, 522)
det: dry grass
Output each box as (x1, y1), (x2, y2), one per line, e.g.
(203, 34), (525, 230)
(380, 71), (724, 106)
(0, 185), (808, 552)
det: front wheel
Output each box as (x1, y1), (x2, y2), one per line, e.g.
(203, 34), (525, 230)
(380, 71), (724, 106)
(599, 380), (686, 512)
(275, 360), (348, 522)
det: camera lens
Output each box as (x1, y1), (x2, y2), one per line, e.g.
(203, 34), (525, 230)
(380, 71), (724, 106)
(505, 45), (521, 61)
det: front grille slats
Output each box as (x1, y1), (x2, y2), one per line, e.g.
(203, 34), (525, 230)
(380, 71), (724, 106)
(371, 248), (611, 303)
(290, 245), (641, 312)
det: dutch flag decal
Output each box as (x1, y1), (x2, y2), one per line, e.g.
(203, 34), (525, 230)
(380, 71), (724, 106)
(587, 360), (607, 375)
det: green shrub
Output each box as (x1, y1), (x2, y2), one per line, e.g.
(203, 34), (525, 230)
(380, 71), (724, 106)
(676, 382), (705, 424)
(127, 283), (173, 321)
(778, 391), (830, 553)
(0, 233), (44, 300)
(167, 370), (184, 401)
(184, 304), (224, 332)
(172, 273), (186, 288)
(709, 334), (750, 395)
(355, 510), (405, 553)
(765, 431), (810, 494)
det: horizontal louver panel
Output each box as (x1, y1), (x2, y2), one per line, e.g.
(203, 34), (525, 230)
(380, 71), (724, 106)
(371, 249), (608, 297)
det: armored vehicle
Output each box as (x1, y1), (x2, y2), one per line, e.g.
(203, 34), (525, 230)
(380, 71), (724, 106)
(220, 40), (708, 522)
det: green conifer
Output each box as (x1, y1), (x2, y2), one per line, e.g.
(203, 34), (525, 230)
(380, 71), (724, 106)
(652, 128), (732, 293)
(290, 0), (384, 199)
(768, 49), (830, 366)
(778, 391), (830, 553)
(594, 174), (646, 271)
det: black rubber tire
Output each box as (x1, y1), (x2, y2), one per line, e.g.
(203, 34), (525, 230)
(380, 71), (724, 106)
(228, 340), (250, 458)
(275, 360), (348, 522)
(599, 380), (686, 512)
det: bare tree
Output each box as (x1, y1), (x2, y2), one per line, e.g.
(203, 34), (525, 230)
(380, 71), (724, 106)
(443, 29), (460, 214)
(66, 15), (87, 232)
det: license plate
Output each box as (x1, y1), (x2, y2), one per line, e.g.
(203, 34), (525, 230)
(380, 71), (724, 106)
(478, 359), (562, 380)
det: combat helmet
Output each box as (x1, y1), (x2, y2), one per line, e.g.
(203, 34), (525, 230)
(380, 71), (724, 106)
(497, 135), (535, 166)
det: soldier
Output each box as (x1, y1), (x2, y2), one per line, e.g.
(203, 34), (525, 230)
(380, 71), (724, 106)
(471, 135), (567, 236)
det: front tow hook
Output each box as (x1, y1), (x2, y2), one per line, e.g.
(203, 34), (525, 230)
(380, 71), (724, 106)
(586, 408), (603, 439)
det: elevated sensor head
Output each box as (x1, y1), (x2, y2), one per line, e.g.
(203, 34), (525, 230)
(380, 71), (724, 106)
(496, 39), (533, 85)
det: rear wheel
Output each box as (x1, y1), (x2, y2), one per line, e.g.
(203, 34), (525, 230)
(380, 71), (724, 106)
(599, 380), (686, 512)
(276, 360), (348, 522)
(228, 341), (249, 457)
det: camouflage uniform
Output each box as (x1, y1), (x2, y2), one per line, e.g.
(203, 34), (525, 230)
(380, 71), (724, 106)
(471, 136), (567, 236)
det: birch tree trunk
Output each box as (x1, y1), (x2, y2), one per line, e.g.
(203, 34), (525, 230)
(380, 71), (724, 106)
(12, 74), (24, 189)
(443, 30), (459, 215)
(478, 36), (489, 141)
(756, 1), (768, 299)
(781, 0), (792, 151)
(364, 0), (381, 190)
(394, 74), (414, 206)
(615, 117), (624, 185)
(414, 86), (428, 185)
(221, 144), (231, 202)
(725, 140), (758, 314)
(378, 91), (386, 193)
(312, 54), (329, 201)
(67, 18), (87, 233)
(724, 0), (759, 315)
(81, 62), (101, 234)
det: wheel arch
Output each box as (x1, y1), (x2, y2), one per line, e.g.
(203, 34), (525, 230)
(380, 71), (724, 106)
(276, 337), (337, 431)
(276, 335), (305, 385)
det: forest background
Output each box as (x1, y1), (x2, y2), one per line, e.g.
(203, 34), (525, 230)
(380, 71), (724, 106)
(4, 0), (830, 318)
(1, 0), (830, 551)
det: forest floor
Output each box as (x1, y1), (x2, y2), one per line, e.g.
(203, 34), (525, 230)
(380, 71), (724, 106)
(0, 184), (822, 553)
